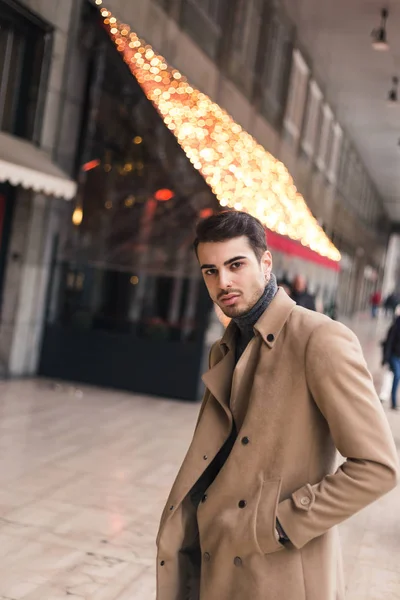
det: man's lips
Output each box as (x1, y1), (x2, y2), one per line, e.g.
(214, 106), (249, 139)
(219, 293), (240, 305)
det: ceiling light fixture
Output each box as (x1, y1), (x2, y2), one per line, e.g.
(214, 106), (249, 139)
(388, 76), (398, 105)
(372, 8), (389, 50)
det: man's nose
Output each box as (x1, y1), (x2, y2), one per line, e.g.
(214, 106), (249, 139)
(218, 271), (232, 289)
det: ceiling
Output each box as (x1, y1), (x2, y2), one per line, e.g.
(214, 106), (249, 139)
(281, 0), (400, 222)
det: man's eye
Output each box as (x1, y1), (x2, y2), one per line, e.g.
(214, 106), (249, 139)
(231, 262), (243, 269)
(205, 269), (216, 276)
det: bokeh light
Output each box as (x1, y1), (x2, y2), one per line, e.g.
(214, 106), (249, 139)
(100, 7), (341, 262)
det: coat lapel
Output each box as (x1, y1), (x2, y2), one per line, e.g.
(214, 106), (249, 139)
(230, 336), (260, 430)
(201, 351), (235, 418)
(201, 319), (237, 418)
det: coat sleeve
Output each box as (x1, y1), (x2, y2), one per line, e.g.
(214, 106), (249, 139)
(276, 320), (399, 549)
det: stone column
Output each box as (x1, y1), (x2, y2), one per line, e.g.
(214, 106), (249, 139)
(350, 254), (367, 315)
(382, 234), (400, 299)
(0, 191), (63, 375)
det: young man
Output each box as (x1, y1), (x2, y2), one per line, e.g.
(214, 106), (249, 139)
(156, 211), (398, 600)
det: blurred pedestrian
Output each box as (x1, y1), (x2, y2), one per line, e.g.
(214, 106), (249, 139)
(384, 292), (398, 318)
(370, 289), (382, 319)
(325, 299), (338, 320)
(291, 274), (316, 311)
(157, 211), (398, 600)
(382, 308), (400, 410)
(277, 277), (292, 296)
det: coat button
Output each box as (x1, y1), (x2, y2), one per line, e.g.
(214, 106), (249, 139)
(160, 560), (165, 566)
(267, 333), (275, 342)
(202, 494), (208, 503)
(300, 497), (310, 506)
(234, 556), (242, 567)
(203, 552), (211, 562)
(203, 455), (208, 460)
(241, 436), (250, 445)
(169, 505), (174, 510)
(238, 500), (247, 508)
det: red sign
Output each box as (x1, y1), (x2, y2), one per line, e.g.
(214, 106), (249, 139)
(266, 229), (341, 272)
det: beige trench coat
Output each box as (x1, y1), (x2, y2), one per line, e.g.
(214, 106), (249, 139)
(156, 289), (399, 600)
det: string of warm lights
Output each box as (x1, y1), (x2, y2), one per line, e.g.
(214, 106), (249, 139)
(98, 5), (341, 262)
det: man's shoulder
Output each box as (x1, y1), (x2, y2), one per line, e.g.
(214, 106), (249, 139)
(290, 304), (330, 327)
(288, 305), (353, 342)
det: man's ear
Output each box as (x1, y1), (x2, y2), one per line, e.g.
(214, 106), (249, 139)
(261, 250), (273, 277)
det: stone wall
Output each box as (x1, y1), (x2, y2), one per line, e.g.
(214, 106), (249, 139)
(0, 0), (77, 375)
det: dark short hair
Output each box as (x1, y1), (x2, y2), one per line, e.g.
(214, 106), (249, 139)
(194, 210), (267, 261)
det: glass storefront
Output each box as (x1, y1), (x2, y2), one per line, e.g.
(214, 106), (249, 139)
(39, 7), (218, 400)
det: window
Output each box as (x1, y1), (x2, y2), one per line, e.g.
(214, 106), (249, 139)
(346, 151), (355, 200)
(226, 0), (263, 95)
(337, 136), (382, 226)
(347, 153), (358, 207)
(338, 137), (350, 194)
(181, 0), (227, 59)
(0, 1), (51, 141)
(257, 5), (293, 129)
(315, 104), (333, 172)
(365, 185), (381, 227)
(301, 80), (323, 158)
(283, 49), (309, 142)
(327, 123), (342, 184)
(360, 176), (368, 218)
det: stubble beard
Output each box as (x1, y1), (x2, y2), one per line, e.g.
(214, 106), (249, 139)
(217, 285), (265, 318)
(217, 303), (246, 318)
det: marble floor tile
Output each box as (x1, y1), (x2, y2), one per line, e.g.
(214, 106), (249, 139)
(346, 562), (400, 600)
(4, 499), (79, 529)
(114, 566), (157, 600)
(53, 505), (133, 541)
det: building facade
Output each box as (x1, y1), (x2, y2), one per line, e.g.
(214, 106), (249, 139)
(0, 0), (77, 377)
(102, 0), (387, 315)
(0, 0), (390, 399)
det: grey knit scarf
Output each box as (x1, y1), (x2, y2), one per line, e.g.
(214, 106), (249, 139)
(233, 273), (278, 362)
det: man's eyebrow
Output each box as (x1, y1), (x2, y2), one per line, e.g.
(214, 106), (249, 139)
(224, 255), (246, 266)
(200, 256), (247, 270)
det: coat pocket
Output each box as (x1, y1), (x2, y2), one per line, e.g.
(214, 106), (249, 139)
(255, 477), (284, 555)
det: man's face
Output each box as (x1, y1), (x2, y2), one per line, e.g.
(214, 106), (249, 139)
(197, 236), (272, 318)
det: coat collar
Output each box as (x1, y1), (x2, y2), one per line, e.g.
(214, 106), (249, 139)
(253, 287), (296, 347)
(219, 287), (296, 351)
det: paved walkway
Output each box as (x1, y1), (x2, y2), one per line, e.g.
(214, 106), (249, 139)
(0, 313), (397, 599)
